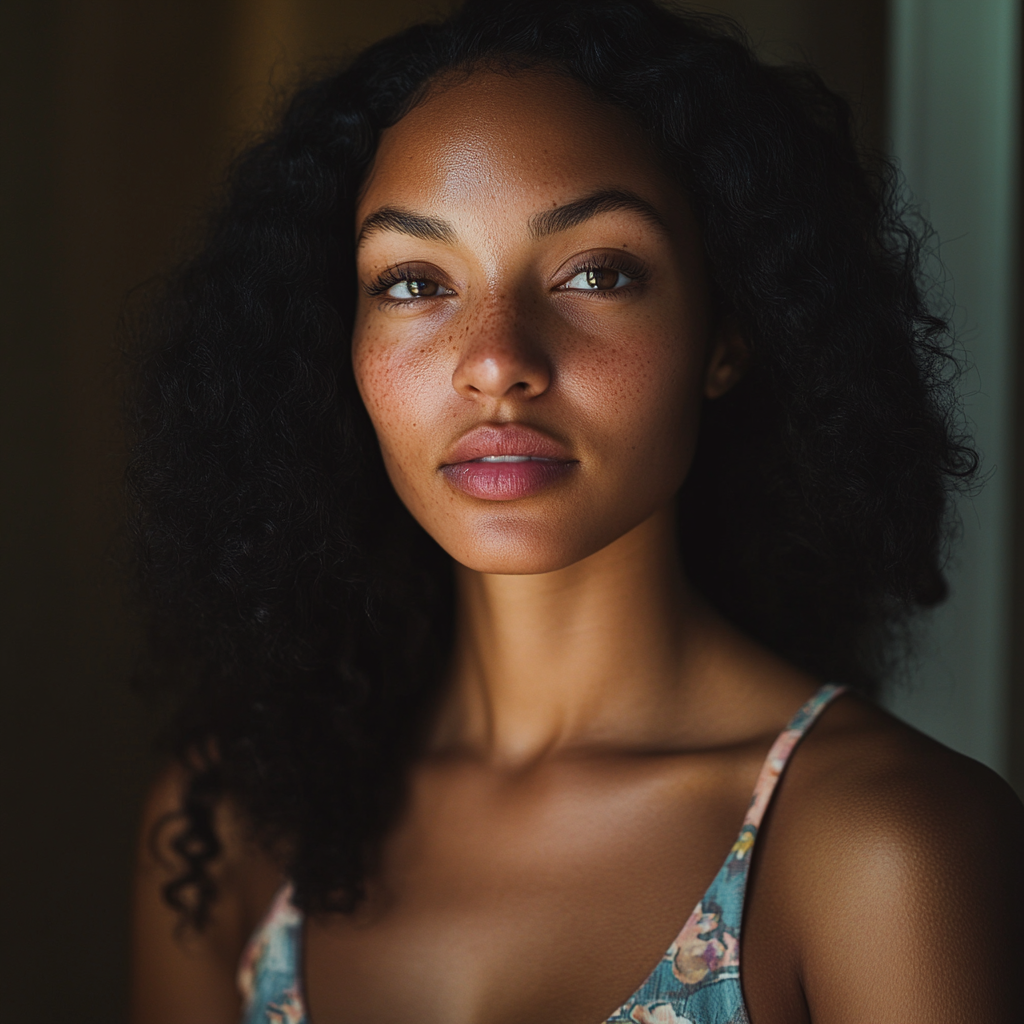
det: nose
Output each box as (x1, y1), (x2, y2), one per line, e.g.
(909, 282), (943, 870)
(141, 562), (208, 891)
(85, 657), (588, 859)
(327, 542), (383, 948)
(451, 306), (552, 402)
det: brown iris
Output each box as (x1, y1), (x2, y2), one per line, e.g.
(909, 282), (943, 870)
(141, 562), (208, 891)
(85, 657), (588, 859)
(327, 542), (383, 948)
(584, 268), (620, 289)
(407, 278), (440, 297)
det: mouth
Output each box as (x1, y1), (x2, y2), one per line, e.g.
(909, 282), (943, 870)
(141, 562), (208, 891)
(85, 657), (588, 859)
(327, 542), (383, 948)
(473, 455), (552, 462)
(440, 425), (577, 501)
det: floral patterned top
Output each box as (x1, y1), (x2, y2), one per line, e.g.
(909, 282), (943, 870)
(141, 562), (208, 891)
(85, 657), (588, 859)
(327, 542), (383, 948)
(238, 684), (846, 1024)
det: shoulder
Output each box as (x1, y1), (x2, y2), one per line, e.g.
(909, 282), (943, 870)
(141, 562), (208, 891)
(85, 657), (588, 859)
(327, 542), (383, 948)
(131, 761), (285, 1024)
(778, 692), (1024, 868)
(746, 692), (1024, 1023)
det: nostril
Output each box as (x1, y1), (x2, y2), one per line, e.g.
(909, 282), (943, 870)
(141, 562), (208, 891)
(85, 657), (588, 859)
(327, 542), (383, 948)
(452, 339), (551, 401)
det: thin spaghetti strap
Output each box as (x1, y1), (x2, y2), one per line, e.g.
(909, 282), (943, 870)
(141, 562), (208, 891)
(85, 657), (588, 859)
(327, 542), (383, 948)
(743, 682), (847, 833)
(604, 683), (848, 1024)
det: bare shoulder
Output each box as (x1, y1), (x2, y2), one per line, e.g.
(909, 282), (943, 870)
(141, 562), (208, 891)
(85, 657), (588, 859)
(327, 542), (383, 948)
(786, 692), (1024, 869)
(777, 691), (1024, 848)
(745, 691), (1024, 1024)
(131, 762), (283, 1024)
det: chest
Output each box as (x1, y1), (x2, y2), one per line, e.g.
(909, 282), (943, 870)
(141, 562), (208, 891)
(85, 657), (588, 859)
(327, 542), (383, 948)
(302, 755), (760, 1024)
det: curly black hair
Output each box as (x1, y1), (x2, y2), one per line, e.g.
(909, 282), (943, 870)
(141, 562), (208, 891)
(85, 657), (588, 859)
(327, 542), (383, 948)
(124, 0), (976, 925)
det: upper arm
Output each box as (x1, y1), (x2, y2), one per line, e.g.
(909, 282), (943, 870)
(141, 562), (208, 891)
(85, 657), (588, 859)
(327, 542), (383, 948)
(796, 744), (1024, 1023)
(130, 763), (270, 1024)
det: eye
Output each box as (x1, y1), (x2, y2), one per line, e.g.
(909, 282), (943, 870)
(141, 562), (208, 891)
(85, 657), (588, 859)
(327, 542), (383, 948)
(562, 267), (635, 291)
(385, 277), (452, 299)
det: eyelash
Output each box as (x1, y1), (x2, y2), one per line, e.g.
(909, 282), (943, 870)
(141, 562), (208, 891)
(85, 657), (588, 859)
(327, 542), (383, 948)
(364, 254), (650, 303)
(364, 265), (437, 298)
(557, 255), (649, 292)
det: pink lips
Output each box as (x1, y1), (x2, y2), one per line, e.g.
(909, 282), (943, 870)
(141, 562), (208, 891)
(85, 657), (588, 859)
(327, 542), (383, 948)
(440, 424), (577, 501)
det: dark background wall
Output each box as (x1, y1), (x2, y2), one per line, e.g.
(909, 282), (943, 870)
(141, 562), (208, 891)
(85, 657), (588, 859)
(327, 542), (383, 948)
(1, 1), (982, 1020)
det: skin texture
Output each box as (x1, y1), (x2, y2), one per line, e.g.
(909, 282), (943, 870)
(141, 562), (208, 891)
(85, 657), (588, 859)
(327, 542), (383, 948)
(131, 71), (1024, 1024)
(351, 72), (742, 577)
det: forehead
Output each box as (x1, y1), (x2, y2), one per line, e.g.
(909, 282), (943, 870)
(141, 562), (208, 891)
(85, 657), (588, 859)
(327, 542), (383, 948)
(357, 69), (678, 220)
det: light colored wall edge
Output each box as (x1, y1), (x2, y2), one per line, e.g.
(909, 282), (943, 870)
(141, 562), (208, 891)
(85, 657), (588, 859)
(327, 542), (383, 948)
(884, 0), (1020, 775)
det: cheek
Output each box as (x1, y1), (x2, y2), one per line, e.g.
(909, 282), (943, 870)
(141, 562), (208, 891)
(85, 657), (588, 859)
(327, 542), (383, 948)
(566, 315), (706, 476)
(352, 321), (451, 494)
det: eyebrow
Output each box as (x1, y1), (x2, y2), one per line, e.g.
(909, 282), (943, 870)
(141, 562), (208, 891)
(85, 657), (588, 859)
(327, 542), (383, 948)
(529, 188), (670, 238)
(357, 207), (456, 245)
(356, 187), (668, 246)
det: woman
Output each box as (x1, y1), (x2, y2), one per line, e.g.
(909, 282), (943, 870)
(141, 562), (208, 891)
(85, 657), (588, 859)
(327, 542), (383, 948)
(127, 1), (1024, 1021)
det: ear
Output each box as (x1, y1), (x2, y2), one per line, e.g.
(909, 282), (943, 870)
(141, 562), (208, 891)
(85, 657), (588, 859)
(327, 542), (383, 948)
(703, 314), (749, 399)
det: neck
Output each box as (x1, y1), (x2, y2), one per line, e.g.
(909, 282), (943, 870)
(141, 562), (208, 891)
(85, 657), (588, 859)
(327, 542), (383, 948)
(434, 504), (717, 764)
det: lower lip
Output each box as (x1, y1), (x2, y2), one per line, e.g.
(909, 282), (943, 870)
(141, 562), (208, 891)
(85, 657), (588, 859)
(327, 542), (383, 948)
(441, 459), (577, 500)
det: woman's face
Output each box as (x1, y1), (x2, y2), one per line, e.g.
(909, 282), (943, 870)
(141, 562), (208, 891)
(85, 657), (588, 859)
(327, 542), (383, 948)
(353, 70), (744, 574)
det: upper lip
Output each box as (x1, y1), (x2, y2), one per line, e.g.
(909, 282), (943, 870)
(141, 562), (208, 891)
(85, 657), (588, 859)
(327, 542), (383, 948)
(442, 424), (575, 465)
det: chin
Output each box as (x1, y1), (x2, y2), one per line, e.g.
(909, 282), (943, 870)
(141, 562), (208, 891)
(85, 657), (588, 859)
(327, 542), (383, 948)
(432, 508), (640, 576)
(438, 522), (583, 575)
